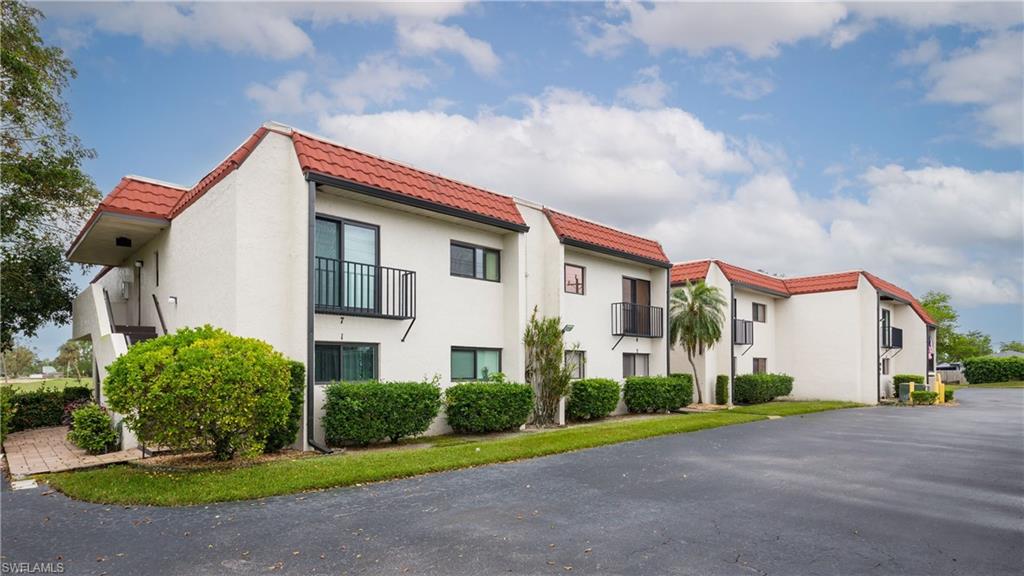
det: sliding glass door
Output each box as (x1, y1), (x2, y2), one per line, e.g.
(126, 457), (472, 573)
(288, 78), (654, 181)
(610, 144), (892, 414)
(315, 217), (379, 312)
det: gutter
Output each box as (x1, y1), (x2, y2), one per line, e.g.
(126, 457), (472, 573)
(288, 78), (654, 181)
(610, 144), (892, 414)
(306, 179), (332, 454)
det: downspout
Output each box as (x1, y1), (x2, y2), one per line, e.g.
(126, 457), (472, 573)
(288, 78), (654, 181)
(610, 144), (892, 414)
(876, 292), (881, 404)
(665, 270), (670, 376)
(728, 283), (735, 406)
(306, 179), (331, 454)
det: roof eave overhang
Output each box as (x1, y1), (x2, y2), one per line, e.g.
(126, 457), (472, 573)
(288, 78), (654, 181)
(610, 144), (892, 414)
(561, 238), (672, 269)
(66, 209), (169, 266)
(306, 171), (529, 233)
(730, 280), (791, 299)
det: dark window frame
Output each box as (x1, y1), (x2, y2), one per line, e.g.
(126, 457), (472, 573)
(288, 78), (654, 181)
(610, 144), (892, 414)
(753, 357), (767, 374)
(450, 241), (501, 282)
(565, 350), (586, 379)
(881, 308), (892, 348)
(623, 352), (650, 378)
(564, 263), (586, 295)
(451, 346), (503, 381)
(752, 302), (767, 323)
(314, 341), (379, 384)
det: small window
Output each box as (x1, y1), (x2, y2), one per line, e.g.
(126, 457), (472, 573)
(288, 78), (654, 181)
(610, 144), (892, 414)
(315, 343), (378, 383)
(450, 242), (500, 281)
(564, 264), (585, 295)
(753, 357), (767, 374)
(752, 302), (766, 323)
(623, 353), (649, 378)
(882, 358), (890, 376)
(451, 347), (501, 380)
(565, 350), (586, 379)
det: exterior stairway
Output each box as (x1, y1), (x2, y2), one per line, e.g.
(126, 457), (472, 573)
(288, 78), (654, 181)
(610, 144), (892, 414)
(114, 325), (158, 345)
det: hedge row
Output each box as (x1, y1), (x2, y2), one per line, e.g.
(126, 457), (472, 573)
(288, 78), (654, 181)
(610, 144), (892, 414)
(963, 356), (1024, 384)
(264, 361), (306, 452)
(732, 373), (793, 404)
(567, 378), (620, 421)
(911, 390), (938, 405)
(623, 375), (692, 413)
(7, 386), (93, 432)
(445, 381), (533, 434)
(893, 374), (924, 385)
(323, 381), (442, 446)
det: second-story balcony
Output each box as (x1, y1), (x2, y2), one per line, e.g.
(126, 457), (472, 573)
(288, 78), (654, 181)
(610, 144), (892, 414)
(315, 257), (416, 319)
(733, 319), (754, 345)
(883, 326), (903, 349)
(611, 302), (664, 338)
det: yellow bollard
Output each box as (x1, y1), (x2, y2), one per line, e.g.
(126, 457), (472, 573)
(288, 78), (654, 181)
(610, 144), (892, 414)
(935, 372), (944, 404)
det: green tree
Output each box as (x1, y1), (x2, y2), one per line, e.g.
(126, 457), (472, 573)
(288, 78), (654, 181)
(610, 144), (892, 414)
(523, 307), (576, 425)
(920, 291), (958, 362)
(1, 344), (37, 379)
(1, 1), (100, 350)
(1000, 341), (1024, 354)
(946, 330), (993, 362)
(669, 281), (727, 405)
(56, 339), (91, 380)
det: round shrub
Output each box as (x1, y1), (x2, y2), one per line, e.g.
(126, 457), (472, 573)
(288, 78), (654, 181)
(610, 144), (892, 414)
(911, 390), (938, 405)
(963, 356), (1024, 384)
(323, 380), (442, 446)
(567, 378), (620, 421)
(263, 361), (306, 453)
(67, 404), (117, 454)
(732, 373), (794, 404)
(623, 375), (692, 413)
(445, 382), (533, 434)
(104, 325), (293, 460)
(62, 398), (91, 427)
(943, 389), (955, 402)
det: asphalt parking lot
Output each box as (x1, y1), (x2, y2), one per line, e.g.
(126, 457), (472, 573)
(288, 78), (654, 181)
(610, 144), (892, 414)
(3, 387), (1022, 575)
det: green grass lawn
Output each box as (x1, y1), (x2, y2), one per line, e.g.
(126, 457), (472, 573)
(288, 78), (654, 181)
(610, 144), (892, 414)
(731, 401), (863, 416)
(3, 378), (91, 393)
(946, 381), (1023, 391)
(46, 411), (765, 506)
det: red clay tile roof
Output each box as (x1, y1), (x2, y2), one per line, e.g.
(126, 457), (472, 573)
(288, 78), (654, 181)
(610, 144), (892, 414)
(101, 177), (187, 219)
(170, 127), (268, 218)
(544, 209), (670, 267)
(716, 260), (789, 295)
(670, 260), (711, 284)
(783, 271), (862, 295)
(862, 272), (935, 325)
(293, 131), (526, 228)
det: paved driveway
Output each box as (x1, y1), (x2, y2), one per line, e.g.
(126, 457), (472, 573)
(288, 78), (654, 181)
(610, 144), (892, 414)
(3, 388), (1022, 576)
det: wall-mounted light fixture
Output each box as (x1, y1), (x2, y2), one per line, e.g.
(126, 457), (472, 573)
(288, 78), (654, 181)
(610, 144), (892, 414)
(134, 260), (144, 268)
(167, 296), (178, 306)
(562, 324), (575, 333)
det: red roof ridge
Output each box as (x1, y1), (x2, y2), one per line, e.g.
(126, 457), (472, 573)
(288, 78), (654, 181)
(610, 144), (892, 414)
(542, 207), (670, 266)
(544, 206), (662, 241)
(122, 174), (187, 190)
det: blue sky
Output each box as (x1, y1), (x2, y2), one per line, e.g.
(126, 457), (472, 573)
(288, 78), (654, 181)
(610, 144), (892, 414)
(24, 1), (1024, 358)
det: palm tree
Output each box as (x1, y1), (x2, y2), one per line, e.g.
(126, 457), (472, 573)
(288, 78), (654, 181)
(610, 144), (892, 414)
(669, 281), (727, 405)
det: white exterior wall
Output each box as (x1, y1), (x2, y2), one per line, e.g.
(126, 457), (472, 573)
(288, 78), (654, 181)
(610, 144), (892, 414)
(732, 287), (779, 377)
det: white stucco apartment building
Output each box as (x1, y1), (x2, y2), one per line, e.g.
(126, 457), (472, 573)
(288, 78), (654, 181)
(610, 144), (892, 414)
(669, 260), (937, 405)
(68, 122), (670, 450)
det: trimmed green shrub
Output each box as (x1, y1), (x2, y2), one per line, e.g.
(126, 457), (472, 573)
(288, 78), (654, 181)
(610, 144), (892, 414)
(911, 390), (938, 405)
(264, 361), (306, 452)
(104, 325), (293, 460)
(445, 381), (533, 434)
(893, 374), (924, 385)
(567, 378), (620, 421)
(8, 388), (64, 431)
(62, 386), (92, 403)
(963, 356), (1024, 384)
(0, 386), (14, 445)
(62, 398), (92, 427)
(67, 404), (118, 454)
(715, 375), (729, 405)
(732, 373), (794, 404)
(323, 380), (442, 446)
(944, 389), (955, 402)
(623, 375), (692, 413)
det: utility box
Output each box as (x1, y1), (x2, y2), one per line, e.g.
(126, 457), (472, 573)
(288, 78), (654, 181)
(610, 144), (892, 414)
(898, 383), (927, 402)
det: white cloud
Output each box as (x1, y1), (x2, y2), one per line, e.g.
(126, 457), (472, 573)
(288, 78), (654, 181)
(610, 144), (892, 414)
(923, 31), (1024, 146)
(314, 87), (1021, 306)
(396, 20), (500, 76)
(616, 66), (670, 108)
(896, 37), (941, 66)
(247, 55), (429, 115)
(41, 2), (500, 75)
(703, 55), (775, 100)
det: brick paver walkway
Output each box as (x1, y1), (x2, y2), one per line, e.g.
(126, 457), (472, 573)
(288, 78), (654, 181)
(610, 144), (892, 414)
(2, 426), (141, 477)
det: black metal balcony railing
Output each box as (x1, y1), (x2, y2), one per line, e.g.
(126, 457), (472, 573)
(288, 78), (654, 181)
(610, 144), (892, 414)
(315, 257), (416, 319)
(733, 319), (754, 345)
(884, 327), (903, 349)
(611, 302), (664, 338)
